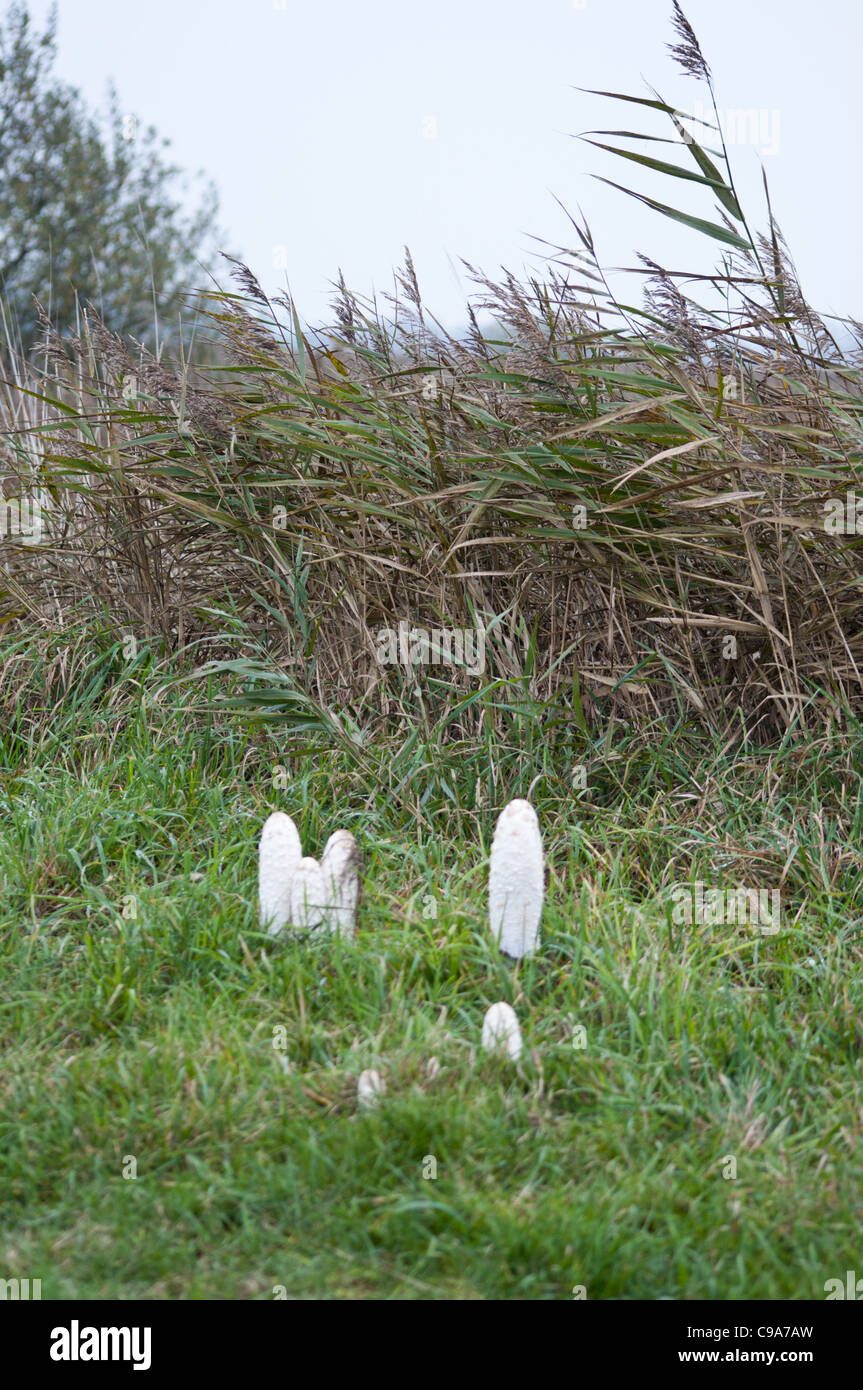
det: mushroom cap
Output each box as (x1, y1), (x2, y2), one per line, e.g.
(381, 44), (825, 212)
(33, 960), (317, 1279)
(488, 799), (544, 958)
(482, 1001), (523, 1060)
(320, 829), (361, 937)
(357, 1068), (384, 1109)
(258, 811), (302, 936)
(290, 856), (328, 930)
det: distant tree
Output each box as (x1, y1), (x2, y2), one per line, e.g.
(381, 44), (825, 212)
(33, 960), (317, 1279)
(0, 1), (224, 356)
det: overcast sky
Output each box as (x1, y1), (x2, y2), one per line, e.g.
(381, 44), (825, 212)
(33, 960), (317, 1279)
(22, 0), (863, 343)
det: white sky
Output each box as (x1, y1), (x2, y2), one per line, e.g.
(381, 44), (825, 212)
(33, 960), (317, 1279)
(21, 0), (863, 343)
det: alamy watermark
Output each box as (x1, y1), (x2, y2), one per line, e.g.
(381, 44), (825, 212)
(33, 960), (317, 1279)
(823, 491), (863, 535)
(824, 1270), (863, 1299)
(671, 881), (781, 935)
(0, 494), (44, 545)
(675, 101), (781, 157)
(0, 1276), (41, 1299)
(50, 1322), (151, 1370)
(374, 620), (485, 677)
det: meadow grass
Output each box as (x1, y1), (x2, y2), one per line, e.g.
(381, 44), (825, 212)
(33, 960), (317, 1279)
(1, 633), (861, 1300)
(3, 7), (863, 1302)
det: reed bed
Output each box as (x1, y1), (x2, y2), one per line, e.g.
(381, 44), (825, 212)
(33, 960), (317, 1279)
(3, 5), (863, 746)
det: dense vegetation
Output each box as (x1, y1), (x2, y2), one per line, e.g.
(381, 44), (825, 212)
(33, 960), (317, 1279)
(1, 5), (861, 1299)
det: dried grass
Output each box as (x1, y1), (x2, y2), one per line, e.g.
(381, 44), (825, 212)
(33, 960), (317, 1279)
(3, 12), (863, 743)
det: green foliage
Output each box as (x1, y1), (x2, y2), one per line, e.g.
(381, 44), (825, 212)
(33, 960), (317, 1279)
(0, 0), (223, 354)
(2, 5), (863, 1299)
(4, 5), (863, 743)
(0, 631), (861, 1297)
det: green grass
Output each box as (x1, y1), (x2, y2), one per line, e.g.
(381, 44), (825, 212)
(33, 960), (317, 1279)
(3, 5), (863, 1304)
(1, 640), (862, 1299)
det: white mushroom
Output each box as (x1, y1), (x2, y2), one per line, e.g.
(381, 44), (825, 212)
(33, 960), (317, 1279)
(488, 799), (544, 958)
(320, 829), (361, 937)
(258, 811), (302, 937)
(290, 856), (328, 931)
(357, 1068), (384, 1109)
(481, 1002), (523, 1061)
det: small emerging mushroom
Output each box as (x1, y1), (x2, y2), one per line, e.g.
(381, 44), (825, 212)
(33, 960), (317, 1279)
(488, 799), (544, 958)
(290, 856), (328, 931)
(320, 829), (361, 938)
(357, 1068), (384, 1109)
(258, 811), (302, 937)
(481, 1002), (523, 1060)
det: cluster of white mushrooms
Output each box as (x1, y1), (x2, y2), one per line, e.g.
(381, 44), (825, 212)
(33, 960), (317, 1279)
(258, 797), (545, 1104)
(258, 812), (361, 938)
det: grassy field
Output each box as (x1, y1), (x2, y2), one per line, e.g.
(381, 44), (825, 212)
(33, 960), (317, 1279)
(3, 7), (863, 1301)
(1, 633), (861, 1300)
